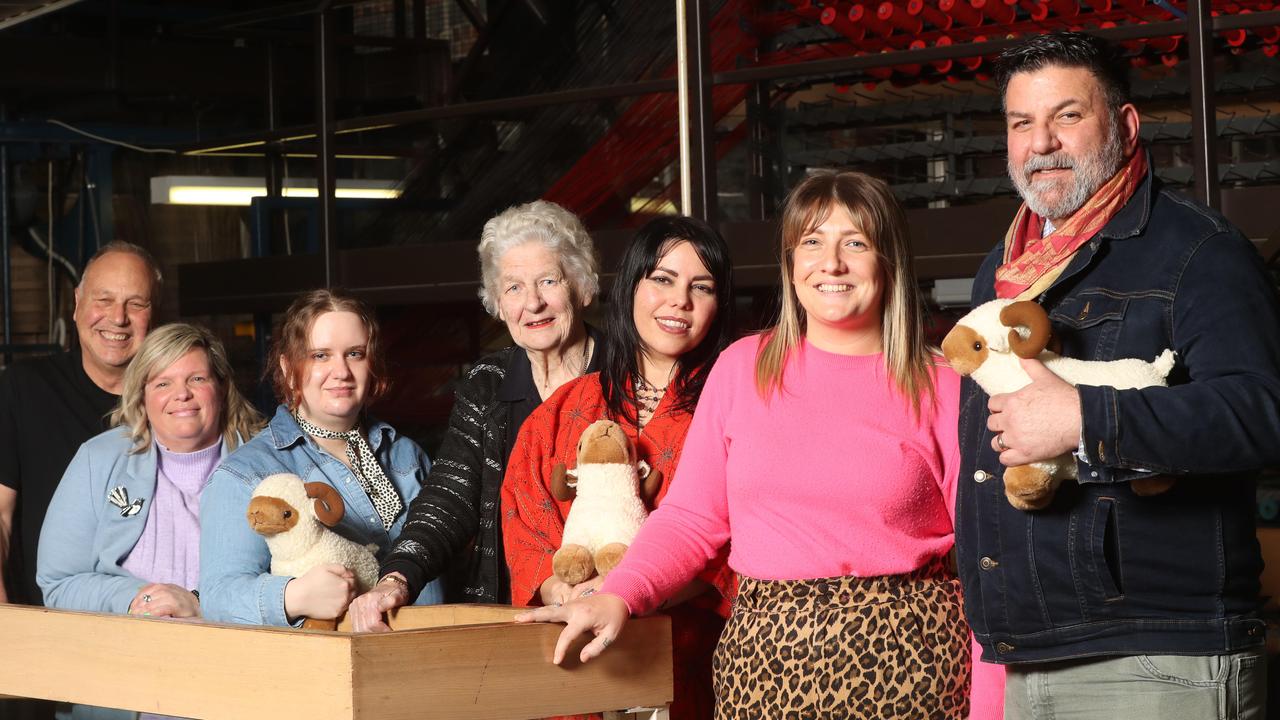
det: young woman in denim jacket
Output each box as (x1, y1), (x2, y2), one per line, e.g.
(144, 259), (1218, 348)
(200, 289), (443, 626)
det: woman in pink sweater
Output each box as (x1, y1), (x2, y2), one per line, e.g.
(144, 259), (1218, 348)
(516, 171), (1004, 719)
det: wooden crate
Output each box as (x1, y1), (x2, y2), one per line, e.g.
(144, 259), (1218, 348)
(0, 604), (672, 719)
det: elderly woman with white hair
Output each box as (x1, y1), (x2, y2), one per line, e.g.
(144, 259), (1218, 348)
(37, 323), (263, 617)
(348, 200), (600, 630)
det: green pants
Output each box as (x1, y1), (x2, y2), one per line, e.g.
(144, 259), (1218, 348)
(1004, 649), (1268, 720)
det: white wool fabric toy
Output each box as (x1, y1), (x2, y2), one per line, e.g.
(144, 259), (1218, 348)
(942, 299), (1176, 510)
(551, 419), (662, 586)
(246, 473), (380, 593)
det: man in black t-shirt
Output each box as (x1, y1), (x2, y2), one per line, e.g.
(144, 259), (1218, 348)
(0, 241), (159, 607)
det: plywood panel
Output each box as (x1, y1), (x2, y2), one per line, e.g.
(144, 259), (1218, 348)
(349, 616), (672, 720)
(0, 605), (355, 719)
(336, 603), (521, 631)
(0, 604), (672, 720)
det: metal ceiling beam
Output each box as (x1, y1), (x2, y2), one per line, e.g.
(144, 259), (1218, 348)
(0, 0), (90, 31)
(179, 77), (678, 155)
(172, 0), (364, 35)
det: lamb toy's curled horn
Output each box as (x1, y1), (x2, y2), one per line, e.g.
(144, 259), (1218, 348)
(999, 300), (1052, 359)
(304, 482), (345, 527)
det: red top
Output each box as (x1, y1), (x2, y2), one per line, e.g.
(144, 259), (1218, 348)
(502, 371), (735, 613)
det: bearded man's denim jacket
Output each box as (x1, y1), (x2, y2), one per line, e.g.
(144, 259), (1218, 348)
(956, 162), (1280, 664)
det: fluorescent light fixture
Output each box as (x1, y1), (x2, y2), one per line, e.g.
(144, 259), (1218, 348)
(150, 176), (401, 206)
(628, 197), (679, 215)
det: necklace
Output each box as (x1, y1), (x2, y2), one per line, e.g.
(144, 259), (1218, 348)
(634, 375), (668, 419)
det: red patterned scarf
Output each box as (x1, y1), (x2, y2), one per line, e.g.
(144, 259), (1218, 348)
(995, 150), (1147, 300)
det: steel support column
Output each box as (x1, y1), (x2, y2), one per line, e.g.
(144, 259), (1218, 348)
(676, 0), (715, 222)
(315, 5), (338, 287)
(1186, 0), (1219, 210)
(746, 80), (771, 221)
(265, 41), (283, 203)
(1, 109), (10, 366)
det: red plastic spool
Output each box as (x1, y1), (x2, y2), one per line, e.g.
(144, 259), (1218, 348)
(959, 33), (987, 70)
(933, 34), (956, 72)
(822, 3), (867, 40)
(908, 0), (955, 29)
(1215, 10), (1247, 46)
(970, 0), (1016, 25)
(938, 0), (984, 25)
(1017, 0), (1050, 21)
(850, 2), (896, 37)
(897, 40), (926, 75)
(879, 1), (925, 33)
(1047, 0), (1081, 16)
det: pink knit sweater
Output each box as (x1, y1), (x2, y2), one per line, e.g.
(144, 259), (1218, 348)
(600, 335), (1004, 718)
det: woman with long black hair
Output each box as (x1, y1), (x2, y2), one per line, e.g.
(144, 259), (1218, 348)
(502, 215), (737, 720)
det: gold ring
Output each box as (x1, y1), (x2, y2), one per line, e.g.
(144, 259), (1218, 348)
(996, 434), (1008, 451)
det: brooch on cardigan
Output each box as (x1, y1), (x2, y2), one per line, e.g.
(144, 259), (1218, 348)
(108, 486), (145, 518)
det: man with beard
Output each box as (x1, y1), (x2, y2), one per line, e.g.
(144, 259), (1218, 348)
(956, 32), (1280, 717)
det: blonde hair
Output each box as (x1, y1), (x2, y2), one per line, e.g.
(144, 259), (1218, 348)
(755, 170), (936, 417)
(112, 323), (264, 453)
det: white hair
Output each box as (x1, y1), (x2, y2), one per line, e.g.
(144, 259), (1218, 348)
(476, 200), (599, 317)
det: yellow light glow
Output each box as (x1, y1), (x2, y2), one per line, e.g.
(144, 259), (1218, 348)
(629, 197), (679, 215)
(151, 176), (401, 206)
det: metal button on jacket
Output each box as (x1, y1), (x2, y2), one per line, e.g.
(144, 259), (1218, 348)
(973, 470), (990, 483)
(979, 556), (999, 570)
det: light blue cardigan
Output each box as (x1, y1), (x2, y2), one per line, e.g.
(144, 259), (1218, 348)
(36, 427), (229, 613)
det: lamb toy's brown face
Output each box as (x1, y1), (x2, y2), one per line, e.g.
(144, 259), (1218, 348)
(247, 497), (300, 537)
(941, 300), (1054, 376)
(575, 419), (634, 465)
(941, 325), (988, 377)
(247, 480), (346, 537)
(551, 419), (661, 503)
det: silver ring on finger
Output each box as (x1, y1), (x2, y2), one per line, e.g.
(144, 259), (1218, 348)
(995, 433), (1009, 451)
(581, 588), (597, 597)
(142, 594), (152, 604)
(600, 636), (611, 648)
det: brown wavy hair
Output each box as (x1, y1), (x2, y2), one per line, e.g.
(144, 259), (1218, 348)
(270, 289), (390, 410)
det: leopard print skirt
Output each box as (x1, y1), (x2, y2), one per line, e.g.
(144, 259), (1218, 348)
(711, 557), (971, 719)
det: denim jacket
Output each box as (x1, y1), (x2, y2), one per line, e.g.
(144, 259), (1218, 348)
(37, 428), (229, 613)
(957, 164), (1280, 664)
(200, 405), (444, 626)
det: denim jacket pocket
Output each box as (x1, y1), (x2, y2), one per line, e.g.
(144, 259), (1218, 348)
(1088, 497), (1124, 601)
(1050, 294), (1130, 361)
(1070, 495), (1125, 617)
